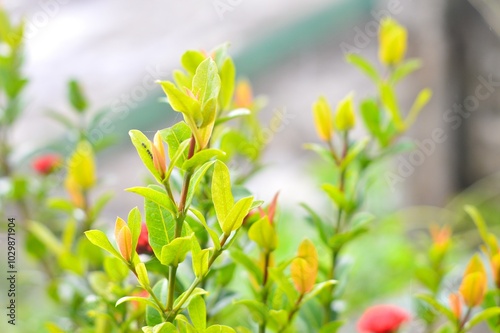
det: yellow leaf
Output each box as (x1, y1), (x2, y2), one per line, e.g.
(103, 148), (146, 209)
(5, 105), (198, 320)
(114, 217), (127, 241)
(459, 272), (487, 307)
(379, 18), (407, 66)
(335, 93), (356, 131)
(67, 140), (96, 190)
(312, 96), (333, 141)
(291, 239), (318, 294)
(64, 175), (84, 208)
(463, 254), (486, 278)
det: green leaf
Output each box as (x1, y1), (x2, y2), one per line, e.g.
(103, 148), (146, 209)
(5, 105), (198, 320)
(215, 108), (251, 126)
(68, 80), (88, 113)
(117, 296), (160, 312)
(268, 266), (298, 302)
(142, 322), (178, 333)
(268, 309), (288, 332)
(104, 256), (129, 282)
(340, 137), (369, 171)
(229, 248), (263, 284)
(319, 321), (344, 333)
(84, 230), (122, 261)
(128, 207), (142, 256)
(127, 185), (177, 215)
(174, 288), (208, 310)
(406, 88), (432, 127)
(212, 161), (234, 223)
(165, 139), (190, 180)
(390, 58), (422, 83)
(301, 203), (331, 245)
(190, 207), (221, 250)
(205, 326), (236, 333)
(303, 143), (335, 163)
(322, 184), (349, 210)
(416, 294), (456, 323)
(380, 83), (404, 131)
(221, 196), (253, 235)
(182, 148), (225, 172)
(464, 307), (500, 331)
(136, 262), (150, 288)
(248, 217), (277, 251)
(192, 248), (210, 278)
(345, 54), (379, 83)
(302, 280), (336, 304)
(158, 81), (201, 120)
(145, 189), (176, 258)
(328, 224), (369, 251)
(129, 130), (162, 182)
(192, 58), (221, 107)
(233, 300), (268, 325)
(173, 69), (192, 90)
(46, 197), (75, 213)
(147, 279), (168, 326)
(185, 160), (216, 209)
(160, 121), (192, 168)
(218, 57), (236, 110)
(181, 50), (206, 75)
(160, 235), (193, 266)
(188, 296), (206, 330)
(360, 98), (382, 140)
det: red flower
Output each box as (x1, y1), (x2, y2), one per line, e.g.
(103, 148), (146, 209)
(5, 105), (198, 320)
(32, 154), (62, 175)
(136, 223), (153, 255)
(357, 305), (410, 333)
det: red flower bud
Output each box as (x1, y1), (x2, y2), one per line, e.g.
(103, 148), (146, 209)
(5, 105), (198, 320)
(136, 223), (153, 255)
(357, 305), (410, 333)
(32, 154), (62, 175)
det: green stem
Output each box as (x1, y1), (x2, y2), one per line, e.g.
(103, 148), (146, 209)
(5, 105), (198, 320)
(165, 135), (197, 315)
(166, 265), (178, 311)
(167, 234), (229, 321)
(259, 251), (272, 333)
(279, 293), (304, 333)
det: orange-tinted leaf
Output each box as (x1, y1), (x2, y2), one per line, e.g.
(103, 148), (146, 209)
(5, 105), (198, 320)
(459, 272), (487, 307)
(291, 239), (318, 294)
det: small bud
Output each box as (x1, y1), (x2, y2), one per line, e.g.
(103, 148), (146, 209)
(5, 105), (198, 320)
(152, 131), (166, 180)
(459, 272), (487, 308)
(430, 224), (451, 249)
(379, 18), (408, 66)
(115, 217), (133, 262)
(449, 293), (462, 320)
(32, 154), (62, 175)
(335, 93), (356, 131)
(312, 96), (333, 141)
(463, 254), (487, 278)
(234, 79), (253, 108)
(136, 223), (153, 255)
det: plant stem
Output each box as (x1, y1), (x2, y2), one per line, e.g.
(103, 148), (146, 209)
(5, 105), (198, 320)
(259, 251), (272, 333)
(167, 234), (229, 321)
(166, 265), (178, 310)
(278, 293), (304, 333)
(165, 135), (197, 314)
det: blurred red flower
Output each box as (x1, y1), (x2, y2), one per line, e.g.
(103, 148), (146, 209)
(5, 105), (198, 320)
(32, 154), (62, 175)
(357, 304), (410, 333)
(136, 223), (153, 255)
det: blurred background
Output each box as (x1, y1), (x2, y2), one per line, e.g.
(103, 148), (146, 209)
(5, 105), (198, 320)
(4, 0), (500, 217)
(2, 0), (500, 331)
